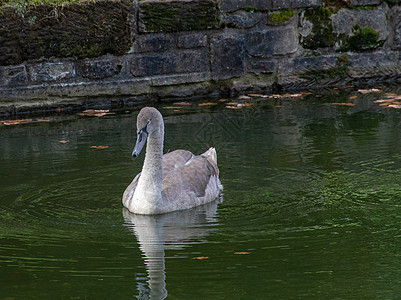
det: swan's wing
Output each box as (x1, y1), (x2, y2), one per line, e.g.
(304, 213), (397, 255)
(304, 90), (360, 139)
(164, 155), (218, 198)
(162, 149), (194, 171)
(122, 172), (141, 207)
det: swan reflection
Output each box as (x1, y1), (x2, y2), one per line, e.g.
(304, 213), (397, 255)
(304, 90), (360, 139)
(123, 199), (221, 299)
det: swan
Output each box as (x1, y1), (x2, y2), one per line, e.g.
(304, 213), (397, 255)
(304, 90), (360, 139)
(122, 107), (223, 214)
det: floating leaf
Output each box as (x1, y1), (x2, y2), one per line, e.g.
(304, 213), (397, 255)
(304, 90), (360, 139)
(192, 256), (209, 260)
(234, 252), (251, 255)
(90, 146), (109, 149)
(173, 102), (191, 106)
(58, 140), (70, 144)
(79, 109), (114, 117)
(247, 94), (264, 97)
(348, 96), (358, 100)
(198, 102), (218, 106)
(331, 103), (355, 106)
(219, 99), (228, 102)
(358, 88), (381, 94)
(163, 106), (181, 109)
(226, 105), (241, 109)
(1, 119), (33, 125)
(239, 95), (251, 100)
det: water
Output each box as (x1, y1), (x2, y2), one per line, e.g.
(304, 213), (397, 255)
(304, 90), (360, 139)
(1, 87), (401, 299)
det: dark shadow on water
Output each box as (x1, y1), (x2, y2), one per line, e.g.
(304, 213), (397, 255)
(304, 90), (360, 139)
(122, 199), (221, 299)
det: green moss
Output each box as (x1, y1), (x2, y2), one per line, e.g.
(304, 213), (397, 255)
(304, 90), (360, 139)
(301, 7), (337, 50)
(300, 54), (350, 80)
(267, 9), (295, 25)
(341, 24), (384, 51)
(2, 0), (91, 8)
(242, 6), (257, 12)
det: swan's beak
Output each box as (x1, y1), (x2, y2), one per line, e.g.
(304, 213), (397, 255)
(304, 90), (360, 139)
(132, 130), (148, 157)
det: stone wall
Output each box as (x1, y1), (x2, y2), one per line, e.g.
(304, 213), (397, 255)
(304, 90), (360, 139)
(1, 0), (401, 114)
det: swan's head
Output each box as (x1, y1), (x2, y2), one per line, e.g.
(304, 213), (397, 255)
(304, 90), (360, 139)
(132, 107), (163, 157)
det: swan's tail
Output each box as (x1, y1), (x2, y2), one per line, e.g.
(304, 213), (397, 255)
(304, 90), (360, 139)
(202, 147), (217, 164)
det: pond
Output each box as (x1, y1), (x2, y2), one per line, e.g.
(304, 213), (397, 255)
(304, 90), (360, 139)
(1, 86), (401, 299)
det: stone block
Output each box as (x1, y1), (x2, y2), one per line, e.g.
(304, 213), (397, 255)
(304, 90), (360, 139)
(133, 33), (174, 53)
(390, 6), (401, 50)
(177, 33), (207, 48)
(150, 72), (209, 86)
(0, 66), (27, 86)
(219, 0), (272, 12)
(281, 55), (339, 77)
(77, 59), (123, 79)
(331, 6), (389, 41)
(29, 62), (76, 82)
(248, 59), (277, 75)
(130, 49), (207, 77)
(138, 0), (219, 33)
(0, 0), (131, 66)
(220, 11), (265, 29)
(246, 24), (298, 58)
(348, 52), (401, 78)
(210, 34), (245, 80)
(272, 0), (321, 9)
(349, 0), (381, 5)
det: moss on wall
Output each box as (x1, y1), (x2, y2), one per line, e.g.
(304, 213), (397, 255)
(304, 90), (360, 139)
(301, 7), (337, 50)
(300, 54), (350, 80)
(267, 9), (295, 25)
(340, 24), (385, 51)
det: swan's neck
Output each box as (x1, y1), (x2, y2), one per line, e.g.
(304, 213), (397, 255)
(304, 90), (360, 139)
(135, 128), (164, 213)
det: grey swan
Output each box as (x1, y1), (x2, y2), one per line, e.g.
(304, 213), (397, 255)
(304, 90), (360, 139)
(122, 107), (223, 214)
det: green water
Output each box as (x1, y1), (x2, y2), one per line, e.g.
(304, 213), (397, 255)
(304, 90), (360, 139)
(1, 87), (401, 299)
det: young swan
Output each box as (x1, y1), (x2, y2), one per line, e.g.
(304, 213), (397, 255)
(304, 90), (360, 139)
(122, 107), (223, 215)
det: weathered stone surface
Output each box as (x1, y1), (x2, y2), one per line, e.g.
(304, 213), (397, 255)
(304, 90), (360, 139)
(138, 0), (218, 32)
(331, 6), (389, 41)
(0, 0), (131, 66)
(349, 0), (381, 5)
(246, 24), (298, 57)
(272, 0), (322, 9)
(348, 51), (401, 78)
(219, 0), (272, 12)
(0, 66), (27, 86)
(133, 33), (174, 53)
(248, 59), (277, 75)
(177, 33), (207, 48)
(210, 34), (245, 80)
(130, 49), (207, 77)
(220, 10), (265, 29)
(150, 72), (209, 86)
(390, 6), (401, 49)
(77, 59), (123, 79)
(282, 55), (339, 76)
(29, 62), (76, 82)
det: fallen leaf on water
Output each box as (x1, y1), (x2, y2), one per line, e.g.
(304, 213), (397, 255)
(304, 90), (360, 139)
(349, 96), (358, 100)
(358, 88), (381, 94)
(388, 105), (401, 109)
(226, 102), (238, 105)
(90, 146), (109, 149)
(163, 106), (181, 109)
(374, 99), (394, 103)
(234, 252), (251, 255)
(58, 140), (70, 144)
(173, 102), (191, 106)
(79, 109), (114, 117)
(274, 105), (283, 108)
(331, 103), (355, 106)
(226, 105), (241, 109)
(192, 256), (209, 260)
(1, 119), (33, 125)
(247, 93), (264, 97)
(198, 102), (218, 106)
(385, 93), (398, 97)
(239, 95), (251, 100)
(219, 99), (228, 102)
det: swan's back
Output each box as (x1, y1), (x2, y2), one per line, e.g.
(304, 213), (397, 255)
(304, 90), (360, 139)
(161, 147), (222, 211)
